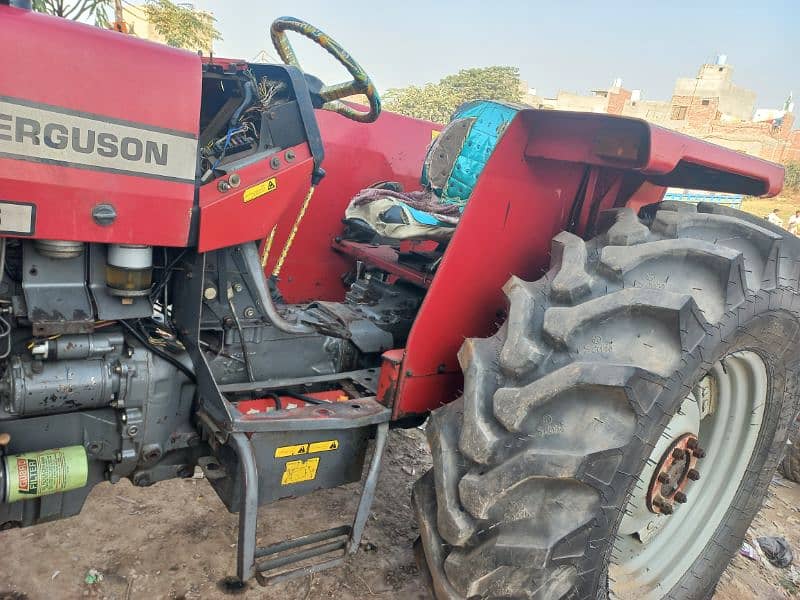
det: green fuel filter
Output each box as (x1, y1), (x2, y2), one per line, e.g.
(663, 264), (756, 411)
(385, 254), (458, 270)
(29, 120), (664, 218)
(2, 445), (88, 503)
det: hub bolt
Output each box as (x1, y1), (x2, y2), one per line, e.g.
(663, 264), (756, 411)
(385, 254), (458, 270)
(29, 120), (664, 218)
(687, 438), (698, 450)
(687, 469), (701, 481)
(674, 491), (688, 504)
(672, 448), (686, 460)
(657, 473), (671, 484)
(653, 496), (674, 515)
(693, 447), (706, 459)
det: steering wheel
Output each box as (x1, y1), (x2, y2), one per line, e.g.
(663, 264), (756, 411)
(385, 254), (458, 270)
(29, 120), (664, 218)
(270, 17), (381, 123)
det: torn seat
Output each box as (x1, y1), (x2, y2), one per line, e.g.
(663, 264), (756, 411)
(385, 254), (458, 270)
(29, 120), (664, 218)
(343, 100), (521, 242)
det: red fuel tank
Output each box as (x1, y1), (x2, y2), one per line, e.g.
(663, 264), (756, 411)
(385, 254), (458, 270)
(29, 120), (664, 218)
(0, 5), (201, 246)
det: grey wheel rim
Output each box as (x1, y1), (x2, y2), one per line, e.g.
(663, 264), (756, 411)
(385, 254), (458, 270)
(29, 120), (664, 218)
(609, 351), (767, 599)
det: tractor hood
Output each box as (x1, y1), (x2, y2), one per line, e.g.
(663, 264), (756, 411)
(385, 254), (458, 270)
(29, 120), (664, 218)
(0, 5), (201, 246)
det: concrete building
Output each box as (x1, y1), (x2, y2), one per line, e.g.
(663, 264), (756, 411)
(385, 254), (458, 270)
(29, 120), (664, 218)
(525, 78), (632, 115)
(523, 57), (799, 164)
(670, 56), (756, 122)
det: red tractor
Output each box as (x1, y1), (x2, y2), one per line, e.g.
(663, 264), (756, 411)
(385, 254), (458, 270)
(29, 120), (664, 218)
(0, 4), (798, 599)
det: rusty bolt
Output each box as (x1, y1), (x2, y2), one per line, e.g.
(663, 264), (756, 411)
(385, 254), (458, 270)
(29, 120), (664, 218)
(693, 447), (706, 458)
(660, 502), (674, 515)
(657, 473), (671, 485)
(687, 469), (701, 481)
(674, 491), (688, 504)
(687, 438), (698, 450)
(672, 448), (686, 460)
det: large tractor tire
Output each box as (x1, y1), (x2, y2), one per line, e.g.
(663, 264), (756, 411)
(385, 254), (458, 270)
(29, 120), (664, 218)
(780, 419), (800, 483)
(413, 202), (800, 599)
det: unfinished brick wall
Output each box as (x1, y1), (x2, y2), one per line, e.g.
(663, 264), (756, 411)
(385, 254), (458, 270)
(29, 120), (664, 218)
(785, 130), (800, 163)
(607, 88), (632, 115)
(669, 95), (720, 132)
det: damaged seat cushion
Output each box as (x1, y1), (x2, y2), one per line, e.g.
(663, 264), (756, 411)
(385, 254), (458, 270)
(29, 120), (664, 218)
(344, 100), (521, 241)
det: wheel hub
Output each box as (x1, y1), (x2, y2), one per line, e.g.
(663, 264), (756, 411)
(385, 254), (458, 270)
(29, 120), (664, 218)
(610, 352), (769, 599)
(646, 433), (703, 514)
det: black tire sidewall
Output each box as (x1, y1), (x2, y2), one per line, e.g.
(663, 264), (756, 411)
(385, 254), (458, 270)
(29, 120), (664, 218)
(606, 305), (800, 599)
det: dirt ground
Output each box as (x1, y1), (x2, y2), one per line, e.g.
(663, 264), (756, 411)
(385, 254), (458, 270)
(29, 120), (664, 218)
(1, 427), (799, 599)
(741, 191), (800, 222)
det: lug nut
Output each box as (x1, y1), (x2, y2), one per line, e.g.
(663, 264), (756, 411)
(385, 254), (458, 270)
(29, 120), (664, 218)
(687, 469), (701, 481)
(693, 447), (706, 459)
(672, 448), (686, 460)
(674, 491), (688, 504)
(657, 473), (671, 484)
(687, 438), (698, 450)
(653, 496), (674, 515)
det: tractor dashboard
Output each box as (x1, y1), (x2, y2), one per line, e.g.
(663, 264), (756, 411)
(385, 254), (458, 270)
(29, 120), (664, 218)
(198, 61), (324, 185)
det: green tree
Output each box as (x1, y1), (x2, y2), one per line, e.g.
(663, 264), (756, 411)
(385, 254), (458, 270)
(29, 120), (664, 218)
(32, 0), (111, 26)
(384, 66), (522, 123)
(143, 0), (221, 52)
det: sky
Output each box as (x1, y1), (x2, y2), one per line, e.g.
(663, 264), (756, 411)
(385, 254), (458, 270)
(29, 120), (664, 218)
(192, 0), (797, 110)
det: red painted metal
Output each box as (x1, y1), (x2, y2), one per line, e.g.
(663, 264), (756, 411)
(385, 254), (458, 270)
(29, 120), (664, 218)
(389, 109), (785, 416)
(392, 113), (587, 416)
(198, 143), (313, 252)
(376, 349), (404, 407)
(332, 240), (434, 288)
(0, 6), (200, 247)
(235, 390), (348, 415)
(524, 110), (783, 196)
(0, 164), (196, 246)
(262, 109), (441, 302)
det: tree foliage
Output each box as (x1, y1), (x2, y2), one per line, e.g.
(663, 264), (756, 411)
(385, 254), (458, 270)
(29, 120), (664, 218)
(143, 0), (221, 52)
(383, 66), (522, 123)
(32, 0), (111, 25)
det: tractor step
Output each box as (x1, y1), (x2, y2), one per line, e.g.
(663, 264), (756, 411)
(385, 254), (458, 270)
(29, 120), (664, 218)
(254, 525), (350, 585)
(226, 420), (389, 585)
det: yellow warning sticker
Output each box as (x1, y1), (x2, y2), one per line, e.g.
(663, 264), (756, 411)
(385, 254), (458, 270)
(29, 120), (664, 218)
(275, 439), (339, 458)
(274, 444), (308, 458)
(281, 457), (320, 485)
(243, 177), (277, 203)
(308, 440), (339, 453)
(431, 129), (441, 140)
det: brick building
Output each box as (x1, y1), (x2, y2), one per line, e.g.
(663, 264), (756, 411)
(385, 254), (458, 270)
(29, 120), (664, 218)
(525, 57), (800, 164)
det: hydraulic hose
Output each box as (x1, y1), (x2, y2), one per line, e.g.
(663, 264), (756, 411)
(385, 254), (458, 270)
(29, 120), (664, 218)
(240, 242), (314, 335)
(230, 81), (255, 127)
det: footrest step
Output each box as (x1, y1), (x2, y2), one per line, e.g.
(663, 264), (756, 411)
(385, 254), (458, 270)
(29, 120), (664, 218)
(255, 526), (351, 585)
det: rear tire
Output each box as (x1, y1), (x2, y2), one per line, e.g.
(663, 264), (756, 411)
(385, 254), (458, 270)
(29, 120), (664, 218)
(413, 202), (800, 599)
(780, 419), (800, 483)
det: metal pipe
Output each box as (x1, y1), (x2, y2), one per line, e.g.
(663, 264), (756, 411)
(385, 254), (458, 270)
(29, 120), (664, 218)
(230, 432), (259, 583)
(240, 242), (313, 334)
(348, 421), (389, 553)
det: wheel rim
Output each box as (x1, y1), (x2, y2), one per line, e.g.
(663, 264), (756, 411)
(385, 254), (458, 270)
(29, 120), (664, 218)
(609, 351), (767, 599)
